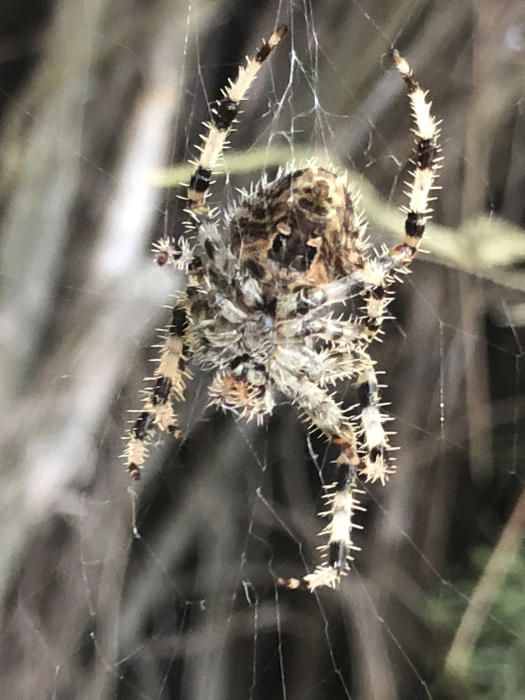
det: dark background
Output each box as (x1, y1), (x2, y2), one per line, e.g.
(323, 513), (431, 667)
(0, 1), (524, 698)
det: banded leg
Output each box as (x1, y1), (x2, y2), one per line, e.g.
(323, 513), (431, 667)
(187, 25), (287, 213)
(356, 364), (393, 484)
(124, 302), (192, 480)
(278, 461), (364, 591)
(282, 48), (441, 343)
(273, 371), (365, 590)
(343, 50), (441, 480)
(347, 52), (441, 363)
(277, 271), (367, 321)
(390, 49), (441, 266)
(278, 263), (394, 345)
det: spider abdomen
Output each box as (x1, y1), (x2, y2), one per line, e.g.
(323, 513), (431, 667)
(229, 166), (367, 290)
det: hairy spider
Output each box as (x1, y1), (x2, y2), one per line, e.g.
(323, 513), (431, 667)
(123, 26), (440, 591)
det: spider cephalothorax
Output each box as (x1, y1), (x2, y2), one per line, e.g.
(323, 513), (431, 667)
(123, 27), (440, 591)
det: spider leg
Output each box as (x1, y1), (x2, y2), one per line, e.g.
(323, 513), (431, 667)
(277, 309), (371, 349)
(272, 367), (365, 590)
(297, 460), (364, 592)
(356, 363), (393, 484)
(282, 52), (440, 336)
(287, 51), (442, 351)
(278, 272), (365, 319)
(187, 25), (287, 214)
(389, 49), (441, 268)
(278, 319), (392, 485)
(124, 300), (192, 480)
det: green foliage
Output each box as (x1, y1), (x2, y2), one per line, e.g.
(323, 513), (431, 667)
(432, 546), (525, 699)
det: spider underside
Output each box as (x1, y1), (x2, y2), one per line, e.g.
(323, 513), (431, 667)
(123, 26), (440, 591)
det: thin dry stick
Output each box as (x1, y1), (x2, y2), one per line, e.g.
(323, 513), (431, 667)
(444, 486), (525, 678)
(152, 147), (525, 290)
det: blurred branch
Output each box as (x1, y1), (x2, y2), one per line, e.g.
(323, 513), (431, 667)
(0, 0), (188, 614)
(444, 486), (525, 681)
(153, 145), (525, 291)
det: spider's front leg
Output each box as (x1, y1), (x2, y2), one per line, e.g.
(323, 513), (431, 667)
(124, 299), (192, 480)
(187, 25), (287, 214)
(272, 368), (365, 591)
(389, 49), (441, 268)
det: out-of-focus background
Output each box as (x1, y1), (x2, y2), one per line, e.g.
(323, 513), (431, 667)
(1, 1), (524, 698)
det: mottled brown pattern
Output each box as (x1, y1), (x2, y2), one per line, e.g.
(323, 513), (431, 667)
(229, 166), (365, 289)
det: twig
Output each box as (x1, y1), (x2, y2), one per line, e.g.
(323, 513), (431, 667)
(152, 146), (525, 291)
(444, 486), (525, 679)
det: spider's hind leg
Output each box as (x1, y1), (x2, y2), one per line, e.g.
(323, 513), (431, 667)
(273, 369), (365, 590)
(124, 299), (192, 480)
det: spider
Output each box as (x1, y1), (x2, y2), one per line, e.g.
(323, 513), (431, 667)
(123, 25), (440, 591)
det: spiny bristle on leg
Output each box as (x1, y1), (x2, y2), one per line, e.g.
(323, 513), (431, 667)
(279, 458), (364, 592)
(123, 301), (191, 478)
(187, 25), (287, 213)
(208, 371), (274, 422)
(390, 47), (440, 261)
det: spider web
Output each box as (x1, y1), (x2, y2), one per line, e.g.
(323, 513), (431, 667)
(0, 0), (524, 698)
